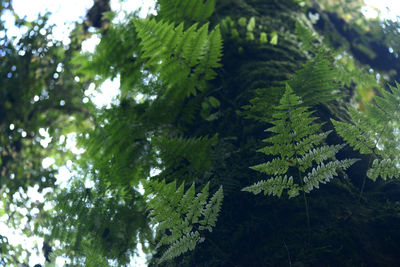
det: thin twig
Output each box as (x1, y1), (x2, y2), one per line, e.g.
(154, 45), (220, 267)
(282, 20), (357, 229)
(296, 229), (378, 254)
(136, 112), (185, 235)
(283, 239), (292, 267)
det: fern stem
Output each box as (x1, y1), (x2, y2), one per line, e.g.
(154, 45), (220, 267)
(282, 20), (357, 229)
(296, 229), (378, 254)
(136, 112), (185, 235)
(296, 163), (311, 246)
(359, 122), (387, 199)
(359, 154), (373, 200)
(283, 239), (292, 267)
(302, 186), (311, 242)
(296, 159), (311, 244)
(287, 99), (311, 244)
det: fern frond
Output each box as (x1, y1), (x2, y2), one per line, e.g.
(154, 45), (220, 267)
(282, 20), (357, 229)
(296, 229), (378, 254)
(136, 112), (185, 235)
(145, 180), (223, 262)
(298, 144), (345, 171)
(289, 53), (341, 106)
(159, 231), (204, 263)
(242, 175), (300, 198)
(185, 183), (210, 224)
(157, 0), (216, 23)
(332, 82), (400, 181)
(295, 130), (332, 155)
(331, 118), (375, 154)
(197, 25), (223, 80)
(134, 18), (223, 97)
(241, 20), (342, 122)
(367, 159), (400, 181)
(295, 21), (318, 51)
(243, 85), (356, 198)
(199, 186), (224, 231)
(250, 158), (291, 176)
(152, 134), (218, 175)
(303, 159), (359, 193)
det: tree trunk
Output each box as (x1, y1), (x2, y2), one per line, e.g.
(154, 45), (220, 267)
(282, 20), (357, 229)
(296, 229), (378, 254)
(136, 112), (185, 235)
(151, 1), (400, 266)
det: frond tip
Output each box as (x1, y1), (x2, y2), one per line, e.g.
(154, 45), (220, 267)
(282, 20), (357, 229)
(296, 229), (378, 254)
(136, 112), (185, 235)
(242, 175), (300, 198)
(159, 231), (204, 263)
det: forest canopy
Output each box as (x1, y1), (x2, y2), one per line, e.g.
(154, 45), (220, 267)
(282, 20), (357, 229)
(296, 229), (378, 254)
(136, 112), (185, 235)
(3, 0), (400, 266)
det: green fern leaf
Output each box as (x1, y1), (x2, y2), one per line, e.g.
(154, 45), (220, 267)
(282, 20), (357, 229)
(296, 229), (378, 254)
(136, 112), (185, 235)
(199, 186), (224, 231)
(332, 82), (400, 181)
(298, 144), (345, 171)
(367, 159), (400, 181)
(242, 175), (300, 198)
(331, 118), (375, 154)
(243, 84), (356, 198)
(145, 180), (223, 262)
(250, 158), (291, 176)
(134, 18), (223, 97)
(159, 231), (204, 263)
(157, 0), (217, 23)
(303, 159), (358, 192)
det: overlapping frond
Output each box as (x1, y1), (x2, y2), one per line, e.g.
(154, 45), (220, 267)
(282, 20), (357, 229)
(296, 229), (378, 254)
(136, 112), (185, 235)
(290, 21), (342, 105)
(288, 53), (342, 106)
(241, 21), (342, 122)
(152, 135), (218, 178)
(332, 82), (400, 181)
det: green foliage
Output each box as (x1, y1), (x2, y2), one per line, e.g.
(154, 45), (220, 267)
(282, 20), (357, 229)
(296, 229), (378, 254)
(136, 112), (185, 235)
(242, 21), (342, 122)
(133, 18), (223, 97)
(19, 0), (400, 266)
(289, 22), (342, 105)
(152, 135), (218, 181)
(81, 101), (155, 188)
(73, 16), (148, 99)
(0, 12), (93, 264)
(269, 31), (278, 45)
(246, 17), (256, 32)
(39, 2), (225, 263)
(259, 32), (268, 43)
(243, 175), (299, 198)
(0, 14), (90, 197)
(243, 85), (357, 198)
(157, 0), (216, 23)
(41, 178), (151, 266)
(332, 82), (400, 181)
(144, 180), (223, 263)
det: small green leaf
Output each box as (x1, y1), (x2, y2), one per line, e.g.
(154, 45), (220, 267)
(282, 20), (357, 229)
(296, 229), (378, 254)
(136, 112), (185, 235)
(270, 31), (278, 45)
(246, 32), (254, 41)
(260, 32), (268, 43)
(208, 96), (220, 108)
(238, 17), (247, 27)
(247, 17), (256, 32)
